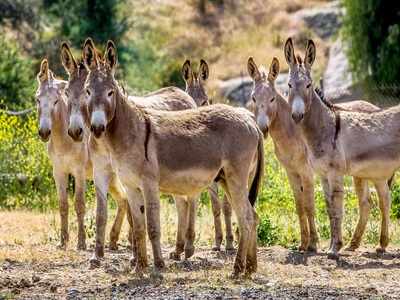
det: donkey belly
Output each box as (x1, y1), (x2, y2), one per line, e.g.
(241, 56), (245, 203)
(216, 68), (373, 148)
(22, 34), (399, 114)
(159, 167), (218, 196)
(348, 158), (400, 179)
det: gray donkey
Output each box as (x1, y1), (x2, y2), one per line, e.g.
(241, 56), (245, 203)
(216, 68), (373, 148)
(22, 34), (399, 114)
(285, 38), (398, 259)
(82, 39), (263, 277)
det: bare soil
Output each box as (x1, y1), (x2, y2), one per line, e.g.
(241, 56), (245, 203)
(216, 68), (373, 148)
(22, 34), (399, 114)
(2, 244), (400, 299)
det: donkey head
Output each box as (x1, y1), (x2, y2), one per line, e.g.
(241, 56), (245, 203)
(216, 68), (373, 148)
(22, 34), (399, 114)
(248, 56), (280, 135)
(83, 38), (118, 138)
(182, 59), (209, 106)
(284, 38), (316, 123)
(61, 42), (89, 142)
(35, 59), (66, 142)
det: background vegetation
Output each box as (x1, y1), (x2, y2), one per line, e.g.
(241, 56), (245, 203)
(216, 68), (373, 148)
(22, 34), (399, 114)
(1, 0), (400, 249)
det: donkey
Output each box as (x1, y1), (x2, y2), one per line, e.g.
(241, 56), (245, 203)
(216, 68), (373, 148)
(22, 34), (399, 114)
(82, 39), (263, 276)
(284, 38), (400, 258)
(62, 41), (214, 266)
(181, 59), (234, 251)
(36, 59), (88, 250)
(248, 56), (382, 252)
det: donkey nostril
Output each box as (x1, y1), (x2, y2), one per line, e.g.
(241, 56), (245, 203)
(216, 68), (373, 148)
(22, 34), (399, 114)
(90, 125), (94, 132)
(78, 128), (83, 135)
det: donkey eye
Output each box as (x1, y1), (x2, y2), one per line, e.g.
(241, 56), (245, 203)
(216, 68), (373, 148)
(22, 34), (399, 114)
(54, 99), (59, 105)
(306, 83), (311, 89)
(36, 98), (40, 104)
(270, 97), (275, 103)
(86, 89), (91, 96)
(252, 96), (256, 102)
(288, 83), (292, 89)
(108, 90), (114, 97)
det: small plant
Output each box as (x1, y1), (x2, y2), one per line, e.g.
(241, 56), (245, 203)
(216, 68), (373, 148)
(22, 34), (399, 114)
(257, 213), (279, 246)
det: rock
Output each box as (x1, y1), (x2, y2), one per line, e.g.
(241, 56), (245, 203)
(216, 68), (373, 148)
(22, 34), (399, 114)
(293, 0), (343, 39)
(218, 73), (289, 107)
(322, 38), (363, 103)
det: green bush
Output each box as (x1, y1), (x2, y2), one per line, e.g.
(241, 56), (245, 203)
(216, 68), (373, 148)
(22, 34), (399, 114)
(257, 213), (279, 246)
(342, 0), (400, 87)
(0, 34), (36, 110)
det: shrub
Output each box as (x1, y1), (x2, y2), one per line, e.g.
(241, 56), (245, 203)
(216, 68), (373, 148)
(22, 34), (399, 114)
(0, 34), (36, 110)
(342, 0), (400, 87)
(257, 213), (279, 246)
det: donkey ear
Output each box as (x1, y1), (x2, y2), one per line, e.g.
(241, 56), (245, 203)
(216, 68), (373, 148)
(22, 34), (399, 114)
(83, 38), (98, 69)
(105, 40), (117, 72)
(181, 60), (193, 82)
(37, 59), (49, 82)
(284, 38), (296, 66)
(304, 39), (316, 69)
(268, 57), (280, 82)
(247, 57), (261, 81)
(199, 59), (209, 81)
(60, 42), (77, 75)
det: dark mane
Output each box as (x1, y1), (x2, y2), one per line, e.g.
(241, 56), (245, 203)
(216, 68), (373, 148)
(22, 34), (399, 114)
(315, 87), (334, 110)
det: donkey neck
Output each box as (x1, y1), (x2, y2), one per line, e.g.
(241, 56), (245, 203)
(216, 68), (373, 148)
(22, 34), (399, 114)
(49, 98), (70, 148)
(269, 94), (298, 145)
(105, 88), (147, 155)
(300, 90), (337, 156)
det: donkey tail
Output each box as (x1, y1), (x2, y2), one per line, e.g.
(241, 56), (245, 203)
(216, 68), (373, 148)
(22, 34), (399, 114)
(248, 129), (264, 207)
(388, 173), (395, 190)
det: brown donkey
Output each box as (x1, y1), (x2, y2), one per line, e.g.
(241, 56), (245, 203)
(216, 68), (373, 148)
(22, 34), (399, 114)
(284, 38), (399, 258)
(61, 42), (203, 266)
(36, 59), (88, 250)
(182, 59), (234, 251)
(83, 39), (263, 276)
(248, 56), (381, 252)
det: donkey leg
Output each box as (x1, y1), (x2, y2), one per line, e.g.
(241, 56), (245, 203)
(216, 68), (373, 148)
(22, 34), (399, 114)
(209, 183), (223, 251)
(170, 196), (187, 260)
(374, 180), (391, 253)
(142, 182), (165, 270)
(302, 175), (318, 252)
(90, 168), (111, 267)
(223, 176), (256, 277)
(287, 172), (310, 252)
(185, 195), (198, 259)
(74, 173), (87, 250)
(321, 177), (334, 251)
(125, 186), (147, 273)
(326, 175), (344, 259)
(108, 176), (128, 250)
(223, 194), (235, 251)
(54, 169), (69, 249)
(346, 177), (370, 251)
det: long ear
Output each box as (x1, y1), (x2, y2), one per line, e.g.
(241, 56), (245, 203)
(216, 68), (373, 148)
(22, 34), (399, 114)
(268, 57), (280, 82)
(247, 57), (261, 81)
(37, 59), (49, 82)
(105, 40), (117, 73)
(181, 60), (193, 82)
(284, 37), (296, 66)
(60, 42), (77, 75)
(199, 59), (209, 81)
(304, 39), (316, 69)
(83, 38), (98, 69)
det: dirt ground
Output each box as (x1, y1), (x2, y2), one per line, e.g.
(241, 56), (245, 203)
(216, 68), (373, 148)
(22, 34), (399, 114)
(1, 212), (400, 299)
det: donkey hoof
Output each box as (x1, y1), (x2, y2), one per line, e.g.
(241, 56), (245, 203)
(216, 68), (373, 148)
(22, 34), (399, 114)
(154, 259), (166, 270)
(327, 251), (339, 260)
(307, 245), (317, 253)
(212, 246), (221, 252)
(150, 269), (164, 280)
(298, 245), (307, 252)
(229, 271), (241, 280)
(109, 242), (118, 251)
(169, 251), (181, 261)
(77, 243), (87, 251)
(376, 247), (386, 254)
(225, 243), (235, 252)
(89, 256), (101, 269)
(129, 256), (137, 268)
(184, 247), (195, 259)
(56, 242), (67, 250)
(344, 245), (358, 252)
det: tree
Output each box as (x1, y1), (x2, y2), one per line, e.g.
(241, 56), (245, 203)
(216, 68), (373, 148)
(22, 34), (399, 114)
(342, 0), (400, 87)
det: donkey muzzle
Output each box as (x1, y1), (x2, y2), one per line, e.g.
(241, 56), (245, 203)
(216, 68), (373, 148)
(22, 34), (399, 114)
(90, 110), (106, 138)
(291, 112), (304, 123)
(38, 128), (51, 142)
(68, 127), (84, 142)
(90, 124), (105, 138)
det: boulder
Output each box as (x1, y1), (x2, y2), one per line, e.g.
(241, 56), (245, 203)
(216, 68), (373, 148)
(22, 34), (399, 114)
(218, 73), (289, 106)
(293, 0), (343, 40)
(323, 38), (363, 103)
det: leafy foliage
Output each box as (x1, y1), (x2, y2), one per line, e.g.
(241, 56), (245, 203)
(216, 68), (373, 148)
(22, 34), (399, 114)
(342, 0), (400, 86)
(0, 34), (36, 110)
